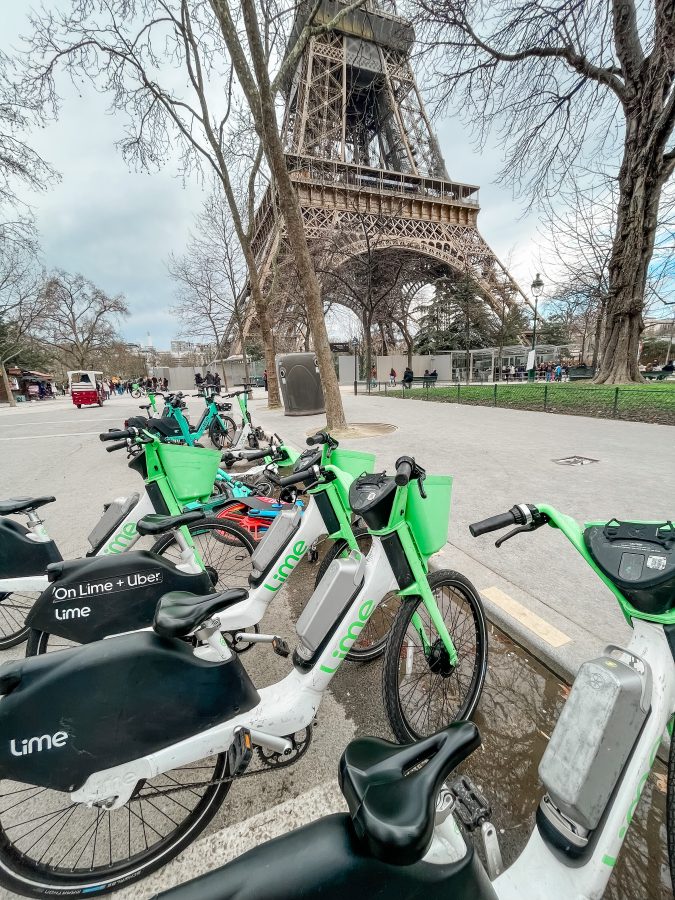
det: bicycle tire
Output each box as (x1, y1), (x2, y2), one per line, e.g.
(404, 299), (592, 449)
(151, 518), (255, 589)
(209, 417), (237, 450)
(382, 569), (488, 743)
(0, 591), (39, 649)
(0, 755), (230, 898)
(314, 528), (399, 661)
(131, 389), (141, 398)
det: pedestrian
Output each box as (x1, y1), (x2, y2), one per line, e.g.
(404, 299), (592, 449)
(403, 366), (413, 389)
(152, 376), (158, 391)
(263, 369), (268, 392)
(370, 365), (377, 387)
(163, 376), (169, 390)
(555, 364), (562, 382)
(205, 370), (214, 386)
(214, 372), (221, 393)
(389, 367), (396, 386)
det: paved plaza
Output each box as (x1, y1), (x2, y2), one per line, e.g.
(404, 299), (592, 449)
(0, 392), (672, 898)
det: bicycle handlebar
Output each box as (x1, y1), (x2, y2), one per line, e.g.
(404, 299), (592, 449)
(100, 429), (131, 442)
(271, 465), (318, 488)
(469, 510), (519, 537)
(395, 456), (414, 486)
(306, 431), (329, 446)
(106, 441), (128, 453)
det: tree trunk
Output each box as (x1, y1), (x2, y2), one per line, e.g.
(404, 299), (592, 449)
(595, 108), (669, 384)
(591, 298), (606, 370)
(0, 363), (17, 407)
(248, 273), (280, 409)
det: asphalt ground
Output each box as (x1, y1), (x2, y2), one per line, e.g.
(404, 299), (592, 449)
(0, 393), (671, 899)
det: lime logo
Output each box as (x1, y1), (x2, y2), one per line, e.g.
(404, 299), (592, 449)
(320, 600), (373, 673)
(263, 541), (306, 592)
(103, 522), (137, 555)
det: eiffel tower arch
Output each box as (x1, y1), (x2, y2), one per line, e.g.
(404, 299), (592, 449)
(246, 1), (530, 348)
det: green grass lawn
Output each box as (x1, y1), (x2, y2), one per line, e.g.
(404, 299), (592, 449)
(384, 380), (675, 425)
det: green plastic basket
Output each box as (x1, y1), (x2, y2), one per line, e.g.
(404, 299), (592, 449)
(157, 443), (221, 504)
(406, 475), (453, 557)
(327, 448), (376, 509)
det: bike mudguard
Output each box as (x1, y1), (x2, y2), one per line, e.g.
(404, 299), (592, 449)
(25, 551), (213, 642)
(0, 631), (260, 793)
(155, 814), (498, 900)
(0, 518), (62, 578)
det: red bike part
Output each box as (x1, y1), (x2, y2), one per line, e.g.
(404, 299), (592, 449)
(216, 502), (271, 542)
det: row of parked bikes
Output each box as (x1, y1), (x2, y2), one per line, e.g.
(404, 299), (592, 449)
(0, 388), (674, 898)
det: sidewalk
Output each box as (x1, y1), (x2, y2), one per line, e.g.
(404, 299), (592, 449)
(247, 388), (674, 682)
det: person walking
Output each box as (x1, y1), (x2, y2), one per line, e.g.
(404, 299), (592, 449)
(263, 369), (268, 392)
(389, 367), (396, 386)
(163, 376), (169, 390)
(205, 370), (214, 387)
(214, 372), (221, 393)
(555, 363), (562, 382)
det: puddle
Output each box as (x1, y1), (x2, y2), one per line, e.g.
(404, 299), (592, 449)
(463, 625), (670, 899)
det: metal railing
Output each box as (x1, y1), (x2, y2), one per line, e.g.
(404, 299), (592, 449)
(372, 381), (675, 426)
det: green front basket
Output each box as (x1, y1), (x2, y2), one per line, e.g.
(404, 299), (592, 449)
(406, 475), (453, 557)
(157, 443), (221, 504)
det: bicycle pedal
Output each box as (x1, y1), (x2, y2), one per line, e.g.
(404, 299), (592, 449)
(228, 726), (253, 776)
(448, 775), (491, 831)
(272, 637), (291, 658)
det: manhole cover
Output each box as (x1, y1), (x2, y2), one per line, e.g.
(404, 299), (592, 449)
(307, 422), (397, 439)
(553, 456), (599, 466)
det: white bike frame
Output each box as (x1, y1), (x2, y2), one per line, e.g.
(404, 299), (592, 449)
(71, 537), (399, 808)
(414, 618), (675, 900)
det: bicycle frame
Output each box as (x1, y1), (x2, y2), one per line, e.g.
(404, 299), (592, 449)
(162, 392), (230, 447)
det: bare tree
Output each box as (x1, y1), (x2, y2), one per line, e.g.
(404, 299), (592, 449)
(410, 0), (675, 383)
(37, 270), (128, 369)
(0, 240), (44, 406)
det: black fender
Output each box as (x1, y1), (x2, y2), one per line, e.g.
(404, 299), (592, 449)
(0, 631), (260, 792)
(26, 551), (212, 643)
(0, 518), (62, 578)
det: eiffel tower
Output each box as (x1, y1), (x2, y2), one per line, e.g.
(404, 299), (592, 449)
(246, 0), (529, 346)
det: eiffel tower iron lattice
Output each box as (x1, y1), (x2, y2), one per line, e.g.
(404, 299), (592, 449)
(244, 0), (530, 347)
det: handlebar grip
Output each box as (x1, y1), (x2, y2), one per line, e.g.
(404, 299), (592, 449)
(469, 510), (518, 537)
(395, 456), (414, 487)
(100, 429), (130, 441)
(277, 466), (316, 488)
(106, 441), (128, 453)
(240, 448), (270, 461)
(306, 431), (328, 446)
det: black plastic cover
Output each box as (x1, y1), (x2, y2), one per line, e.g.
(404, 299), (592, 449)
(0, 631), (260, 792)
(0, 518), (62, 578)
(294, 447), (322, 472)
(349, 473), (398, 531)
(27, 550), (213, 643)
(153, 813), (497, 900)
(585, 522), (675, 615)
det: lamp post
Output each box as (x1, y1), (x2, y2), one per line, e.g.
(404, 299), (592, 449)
(352, 337), (359, 395)
(528, 273), (544, 382)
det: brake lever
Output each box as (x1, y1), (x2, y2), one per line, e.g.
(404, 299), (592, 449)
(417, 475), (427, 499)
(495, 524), (532, 548)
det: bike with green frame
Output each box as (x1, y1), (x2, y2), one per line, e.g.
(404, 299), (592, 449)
(0, 454), (486, 896)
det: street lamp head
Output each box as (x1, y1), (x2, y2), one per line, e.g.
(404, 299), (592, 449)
(531, 273), (544, 298)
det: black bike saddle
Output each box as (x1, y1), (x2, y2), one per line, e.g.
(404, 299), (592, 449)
(0, 496), (56, 515)
(154, 589), (248, 638)
(339, 722), (481, 865)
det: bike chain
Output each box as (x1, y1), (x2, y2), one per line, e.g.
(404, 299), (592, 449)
(131, 725), (314, 802)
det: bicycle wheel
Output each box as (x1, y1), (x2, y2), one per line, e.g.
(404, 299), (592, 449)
(0, 591), (39, 650)
(25, 629), (77, 656)
(151, 518), (254, 589)
(209, 417), (237, 450)
(314, 528), (399, 661)
(131, 389), (141, 399)
(382, 570), (487, 742)
(0, 755), (230, 898)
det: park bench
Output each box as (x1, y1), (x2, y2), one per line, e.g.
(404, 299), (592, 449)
(401, 375), (438, 389)
(568, 366), (595, 381)
(643, 370), (672, 381)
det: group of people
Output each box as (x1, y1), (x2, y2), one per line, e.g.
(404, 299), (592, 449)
(195, 370), (222, 392)
(100, 375), (169, 399)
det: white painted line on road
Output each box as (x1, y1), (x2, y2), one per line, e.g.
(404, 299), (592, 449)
(0, 418), (122, 427)
(0, 431), (104, 440)
(482, 586), (572, 648)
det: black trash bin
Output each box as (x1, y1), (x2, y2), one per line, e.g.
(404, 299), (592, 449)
(276, 353), (325, 416)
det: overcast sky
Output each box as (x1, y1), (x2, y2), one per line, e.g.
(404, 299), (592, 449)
(2, 2), (543, 349)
